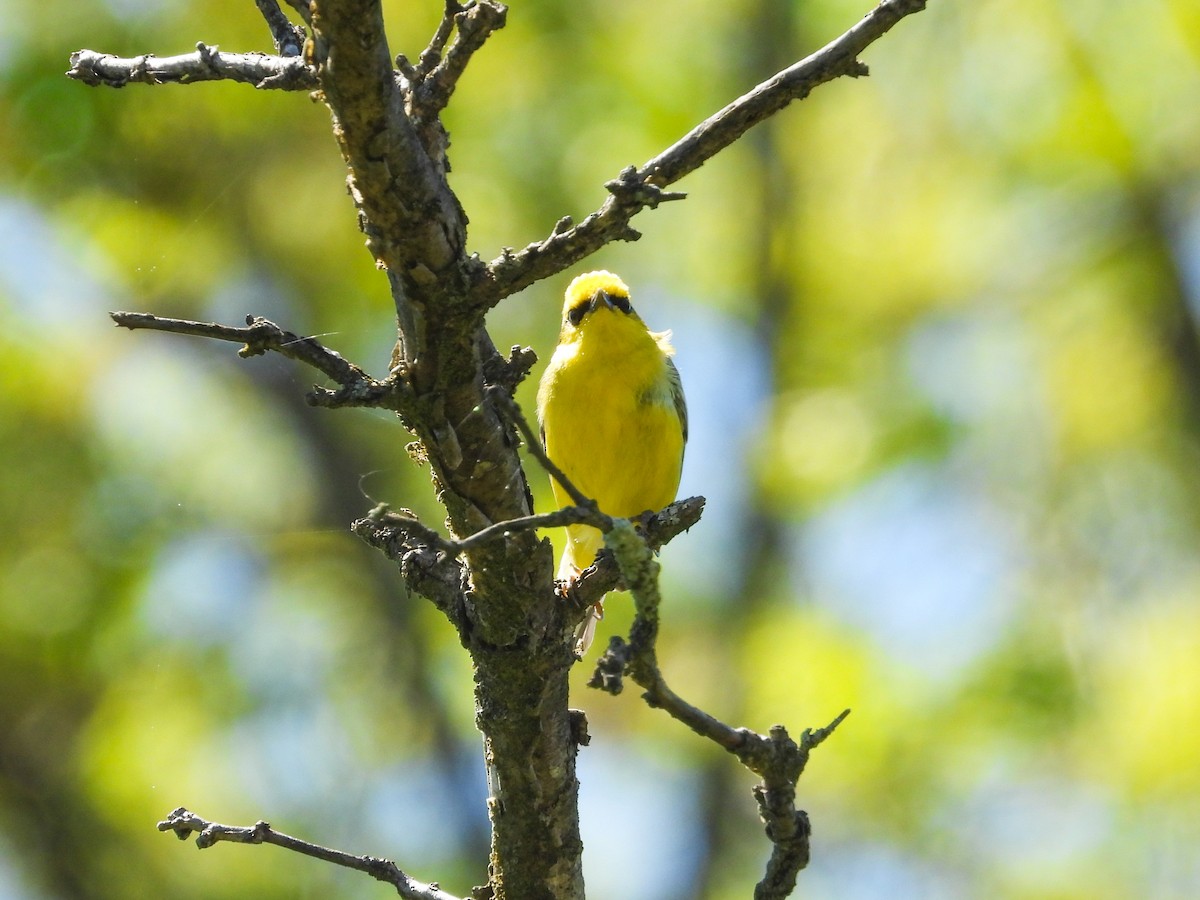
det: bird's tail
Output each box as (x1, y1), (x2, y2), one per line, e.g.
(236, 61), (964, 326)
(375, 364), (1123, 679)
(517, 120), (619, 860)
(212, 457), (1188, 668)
(574, 601), (603, 657)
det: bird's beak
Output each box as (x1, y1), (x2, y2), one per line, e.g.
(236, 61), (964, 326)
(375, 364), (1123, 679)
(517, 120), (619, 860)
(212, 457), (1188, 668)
(591, 290), (612, 313)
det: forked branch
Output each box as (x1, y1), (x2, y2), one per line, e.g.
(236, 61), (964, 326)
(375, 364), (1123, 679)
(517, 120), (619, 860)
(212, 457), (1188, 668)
(412, 0), (509, 117)
(590, 521), (851, 900)
(109, 311), (412, 412)
(254, 0), (306, 57)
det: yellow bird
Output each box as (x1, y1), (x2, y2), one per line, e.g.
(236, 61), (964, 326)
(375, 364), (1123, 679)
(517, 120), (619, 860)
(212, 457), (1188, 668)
(536, 271), (687, 654)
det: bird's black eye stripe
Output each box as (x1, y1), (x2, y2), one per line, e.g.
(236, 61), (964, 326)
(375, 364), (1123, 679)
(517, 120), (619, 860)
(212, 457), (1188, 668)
(610, 292), (632, 313)
(567, 304), (586, 326)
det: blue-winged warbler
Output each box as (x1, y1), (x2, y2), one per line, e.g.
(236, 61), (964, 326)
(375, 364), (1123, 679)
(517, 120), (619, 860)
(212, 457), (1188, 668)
(536, 271), (687, 654)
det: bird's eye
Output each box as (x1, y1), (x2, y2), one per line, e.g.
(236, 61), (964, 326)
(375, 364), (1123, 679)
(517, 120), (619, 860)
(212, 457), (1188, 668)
(567, 304), (587, 326)
(610, 293), (632, 314)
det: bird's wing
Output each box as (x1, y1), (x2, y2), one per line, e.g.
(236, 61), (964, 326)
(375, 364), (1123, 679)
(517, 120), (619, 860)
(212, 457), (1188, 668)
(667, 357), (688, 447)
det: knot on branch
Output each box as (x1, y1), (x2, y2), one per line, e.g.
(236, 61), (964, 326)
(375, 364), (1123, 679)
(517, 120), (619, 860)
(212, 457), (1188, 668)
(352, 505), (469, 628)
(67, 49), (145, 87)
(604, 165), (687, 209)
(130, 54), (155, 83)
(356, 504), (456, 554)
(568, 708), (591, 747)
(752, 724), (805, 783)
(305, 372), (412, 411)
(482, 344), (538, 395)
(753, 793), (811, 848)
(159, 807), (202, 842)
(195, 42), (221, 75)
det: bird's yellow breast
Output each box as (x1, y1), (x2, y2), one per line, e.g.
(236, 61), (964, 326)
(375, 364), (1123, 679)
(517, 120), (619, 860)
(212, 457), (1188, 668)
(537, 306), (684, 518)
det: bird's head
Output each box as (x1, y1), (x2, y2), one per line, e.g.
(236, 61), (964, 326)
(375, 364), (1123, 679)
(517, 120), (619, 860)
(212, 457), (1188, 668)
(559, 271), (642, 339)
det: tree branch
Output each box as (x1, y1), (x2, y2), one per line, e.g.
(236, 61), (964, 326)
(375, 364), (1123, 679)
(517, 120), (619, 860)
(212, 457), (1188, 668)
(409, 0), (461, 81)
(473, 0), (928, 306)
(564, 496), (706, 613)
(353, 495), (703, 634)
(255, 0), (307, 58)
(357, 501), (604, 557)
(482, 343), (539, 396)
(157, 808), (461, 900)
(67, 44), (318, 90)
(589, 521), (850, 899)
(413, 1), (509, 119)
(352, 507), (470, 628)
(108, 311), (414, 412)
(306, 0), (472, 385)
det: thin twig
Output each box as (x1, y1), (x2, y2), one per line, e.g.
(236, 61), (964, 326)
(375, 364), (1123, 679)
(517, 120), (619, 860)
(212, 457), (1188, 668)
(453, 507), (605, 552)
(482, 344), (538, 396)
(361, 503), (609, 556)
(108, 311), (412, 411)
(157, 808), (461, 900)
(485, 385), (599, 513)
(473, 0), (928, 306)
(254, 0), (306, 57)
(68, 45), (318, 90)
(414, 1), (508, 118)
(414, 0), (463, 79)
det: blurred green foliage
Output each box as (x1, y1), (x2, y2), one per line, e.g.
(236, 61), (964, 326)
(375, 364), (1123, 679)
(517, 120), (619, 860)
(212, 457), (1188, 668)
(2, 0), (1200, 897)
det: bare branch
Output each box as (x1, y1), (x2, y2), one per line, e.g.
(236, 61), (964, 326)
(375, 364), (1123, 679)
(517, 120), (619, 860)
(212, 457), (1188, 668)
(157, 808), (461, 900)
(109, 311), (413, 412)
(351, 499), (619, 647)
(357, 501), (603, 556)
(473, 0), (928, 306)
(482, 343), (538, 396)
(589, 522), (850, 899)
(752, 713), (852, 899)
(67, 44), (318, 90)
(255, 0), (307, 58)
(567, 496), (706, 611)
(454, 496), (699, 559)
(354, 494), (702, 637)
(412, 0), (463, 80)
(352, 507), (470, 627)
(414, 1), (509, 118)
(109, 310), (361, 382)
